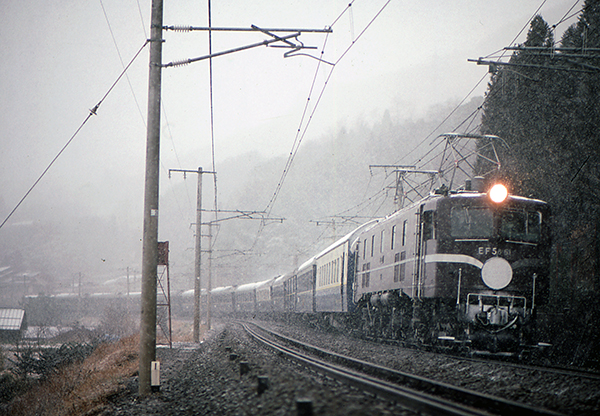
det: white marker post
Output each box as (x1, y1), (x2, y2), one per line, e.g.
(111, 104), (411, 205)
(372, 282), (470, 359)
(151, 361), (160, 392)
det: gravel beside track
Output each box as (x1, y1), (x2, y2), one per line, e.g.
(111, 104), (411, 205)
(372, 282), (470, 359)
(253, 317), (600, 416)
(104, 317), (600, 415)
(106, 322), (416, 415)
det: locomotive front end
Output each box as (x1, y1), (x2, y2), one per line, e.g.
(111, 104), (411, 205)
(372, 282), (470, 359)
(441, 183), (551, 353)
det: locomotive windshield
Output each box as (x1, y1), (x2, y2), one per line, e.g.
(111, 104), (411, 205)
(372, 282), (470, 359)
(451, 207), (493, 238)
(451, 206), (543, 243)
(499, 209), (542, 243)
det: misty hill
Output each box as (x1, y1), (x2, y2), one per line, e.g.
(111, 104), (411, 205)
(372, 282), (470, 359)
(0, 97), (483, 302)
(168, 97), (484, 288)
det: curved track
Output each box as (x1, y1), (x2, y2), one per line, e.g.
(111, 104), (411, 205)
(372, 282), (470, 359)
(240, 321), (565, 416)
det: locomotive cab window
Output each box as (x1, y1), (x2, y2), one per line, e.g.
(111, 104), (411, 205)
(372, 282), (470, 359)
(451, 206), (493, 239)
(500, 209), (542, 243)
(422, 210), (435, 240)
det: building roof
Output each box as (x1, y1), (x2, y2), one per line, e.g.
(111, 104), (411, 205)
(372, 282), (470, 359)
(0, 308), (26, 331)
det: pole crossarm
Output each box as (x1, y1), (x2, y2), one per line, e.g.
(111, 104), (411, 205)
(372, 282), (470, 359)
(393, 168), (439, 175)
(503, 46), (600, 58)
(169, 168), (216, 177)
(199, 209), (284, 224)
(468, 58), (598, 74)
(311, 215), (376, 227)
(164, 24), (332, 33)
(369, 164), (416, 174)
(437, 132), (502, 141)
(163, 31), (313, 68)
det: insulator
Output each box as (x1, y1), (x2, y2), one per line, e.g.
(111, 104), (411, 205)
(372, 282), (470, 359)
(172, 25), (192, 32)
(170, 59), (190, 67)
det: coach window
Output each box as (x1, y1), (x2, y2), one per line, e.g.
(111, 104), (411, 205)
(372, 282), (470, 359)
(380, 230), (385, 253)
(371, 235), (375, 257)
(393, 252), (400, 282)
(400, 251), (406, 280)
(363, 239), (367, 259)
(391, 225), (397, 250)
(402, 220), (407, 246)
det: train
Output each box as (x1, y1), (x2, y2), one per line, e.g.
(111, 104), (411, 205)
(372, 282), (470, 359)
(206, 177), (552, 355)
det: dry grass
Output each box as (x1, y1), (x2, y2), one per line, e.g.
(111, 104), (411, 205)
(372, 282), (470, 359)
(8, 335), (139, 416)
(8, 319), (203, 415)
(156, 318), (197, 345)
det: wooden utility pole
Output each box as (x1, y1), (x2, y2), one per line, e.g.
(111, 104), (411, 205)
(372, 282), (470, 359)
(139, 0), (163, 397)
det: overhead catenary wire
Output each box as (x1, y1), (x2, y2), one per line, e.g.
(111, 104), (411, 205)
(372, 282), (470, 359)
(99, 0), (146, 127)
(208, 0), (220, 248)
(0, 40), (149, 231)
(244, 2), (353, 253)
(384, 0), (563, 202)
(264, 0), (391, 219)
(102, 0), (193, 218)
(551, 0), (582, 34)
(238, 0), (584, 273)
(238, 0), (390, 254)
(225, 1), (579, 267)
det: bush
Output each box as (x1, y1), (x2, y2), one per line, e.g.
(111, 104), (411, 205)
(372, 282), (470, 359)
(97, 302), (138, 340)
(0, 345), (5, 372)
(0, 372), (27, 405)
(6, 335), (139, 416)
(10, 342), (97, 380)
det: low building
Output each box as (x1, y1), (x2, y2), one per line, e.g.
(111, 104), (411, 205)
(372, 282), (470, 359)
(0, 308), (27, 342)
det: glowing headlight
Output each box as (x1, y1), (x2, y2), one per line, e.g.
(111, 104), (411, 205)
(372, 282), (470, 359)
(489, 183), (508, 203)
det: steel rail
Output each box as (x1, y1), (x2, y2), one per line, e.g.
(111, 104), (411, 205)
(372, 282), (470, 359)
(458, 354), (600, 382)
(242, 322), (565, 416)
(241, 322), (486, 416)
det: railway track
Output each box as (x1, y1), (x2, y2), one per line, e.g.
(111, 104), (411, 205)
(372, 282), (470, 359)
(240, 321), (565, 416)
(362, 332), (600, 382)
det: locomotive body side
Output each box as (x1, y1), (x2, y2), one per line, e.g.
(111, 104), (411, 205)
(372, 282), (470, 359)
(353, 197), (426, 305)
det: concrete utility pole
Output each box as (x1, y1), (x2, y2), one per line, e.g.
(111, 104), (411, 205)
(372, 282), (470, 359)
(137, 2), (328, 395)
(207, 222), (213, 331)
(169, 168), (215, 343)
(139, 0), (163, 397)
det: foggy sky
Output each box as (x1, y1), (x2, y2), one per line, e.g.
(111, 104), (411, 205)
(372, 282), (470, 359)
(0, 0), (582, 288)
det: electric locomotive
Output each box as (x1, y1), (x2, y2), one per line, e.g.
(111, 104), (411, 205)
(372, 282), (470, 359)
(353, 178), (551, 353)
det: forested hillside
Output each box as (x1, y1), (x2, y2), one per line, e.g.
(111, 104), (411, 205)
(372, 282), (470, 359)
(199, 97), (484, 287)
(478, 0), (600, 298)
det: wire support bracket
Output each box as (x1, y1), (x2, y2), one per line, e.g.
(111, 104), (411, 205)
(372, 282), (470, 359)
(162, 25), (330, 67)
(468, 57), (599, 73)
(163, 25), (332, 33)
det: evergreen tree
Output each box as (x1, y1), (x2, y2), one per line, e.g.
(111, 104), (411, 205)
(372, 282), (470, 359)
(479, 4), (600, 294)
